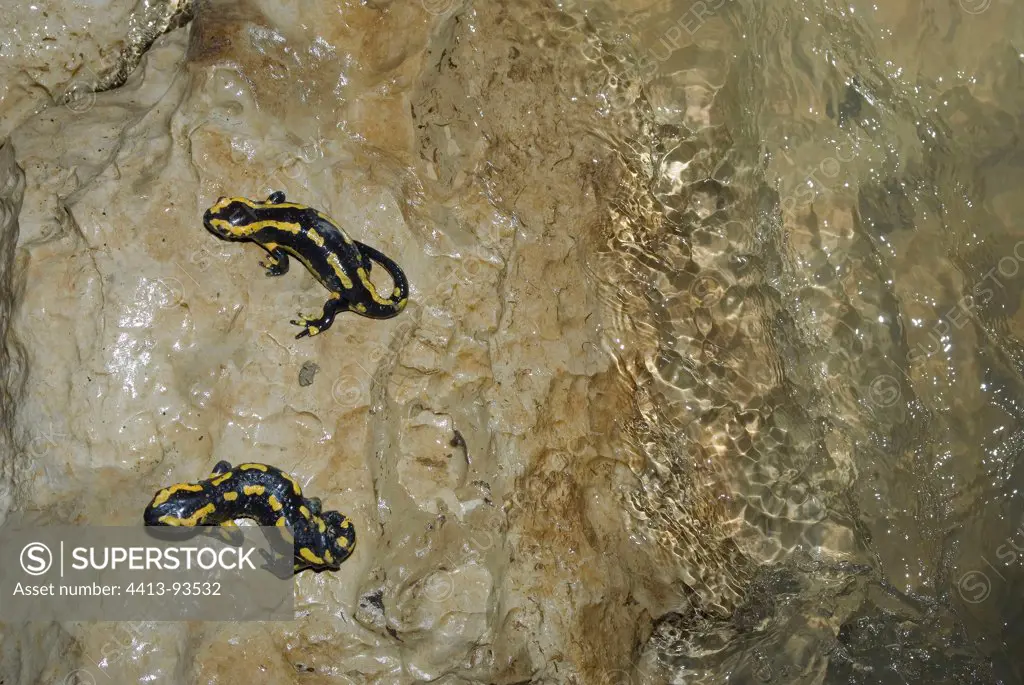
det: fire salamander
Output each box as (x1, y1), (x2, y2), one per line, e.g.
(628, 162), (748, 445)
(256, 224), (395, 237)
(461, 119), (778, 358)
(143, 460), (356, 576)
(203, 191), (409, 339)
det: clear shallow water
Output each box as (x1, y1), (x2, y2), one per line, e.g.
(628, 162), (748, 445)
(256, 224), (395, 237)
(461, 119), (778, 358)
(566, 0), (1024, 682)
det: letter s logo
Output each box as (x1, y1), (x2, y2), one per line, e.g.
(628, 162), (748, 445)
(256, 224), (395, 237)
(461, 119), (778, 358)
(20, 542), (53, 576)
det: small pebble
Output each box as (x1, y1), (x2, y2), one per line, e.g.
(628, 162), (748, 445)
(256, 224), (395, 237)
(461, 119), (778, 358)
(298, 361), (320, 386)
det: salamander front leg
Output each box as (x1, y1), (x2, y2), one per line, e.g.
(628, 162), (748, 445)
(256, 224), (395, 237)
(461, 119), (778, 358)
(259, 244), (290, 276)
(211, 460), (232, 476)
(209, 520), (245, 546)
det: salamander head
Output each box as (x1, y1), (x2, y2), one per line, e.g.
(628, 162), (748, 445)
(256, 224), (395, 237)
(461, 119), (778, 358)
(321, 510), (357, 566)
(143, 481), (213, 527)
(203, 196), (262, 239)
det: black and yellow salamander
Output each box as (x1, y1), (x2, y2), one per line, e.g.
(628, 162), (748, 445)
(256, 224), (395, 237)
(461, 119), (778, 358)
(143, 460), (356, 576)
(203, 191), (409, 339)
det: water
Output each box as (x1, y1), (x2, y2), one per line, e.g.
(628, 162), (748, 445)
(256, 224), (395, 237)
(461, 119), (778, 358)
(3, 0), (1024, 681)
(568, 0), (1024, 681)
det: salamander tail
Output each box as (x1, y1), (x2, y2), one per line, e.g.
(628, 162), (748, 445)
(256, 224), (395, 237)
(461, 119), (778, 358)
(353, 241), (409, 319)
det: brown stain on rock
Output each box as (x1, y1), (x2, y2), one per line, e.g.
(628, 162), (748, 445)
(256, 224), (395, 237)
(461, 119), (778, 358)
(186, 0), (266, 67)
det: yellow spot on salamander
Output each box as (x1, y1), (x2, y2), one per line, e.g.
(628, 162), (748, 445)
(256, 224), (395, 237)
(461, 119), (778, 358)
(275, 516), (294, 543)
(239, 463), (268, 471)
(151, 483), (204, 507)
(392, 286), (403, 298)
(299, 548), (325, 565)
(340, 519), (352, 530)
(352, 303), (367, 314)
(299, 506), (311, 520)
(281, 473), (302, 495)
(159, 503), (215, 526)
(306, 228), (325, 248)
(211, 215), (304, 239)
(208, 218), (233, 234)
(223, 491), (238, 502)
(210, 472), (233, 486)
(315, 517), (326, 534)
(220, 520), (238, 527)
(324, 550), (334, 564)
(243, 485), (266, 496)
(336, 535), (351, 549)
(356, 267), (394, 306)
(326, 253), (354, 290)
(268, 495), (283, 512)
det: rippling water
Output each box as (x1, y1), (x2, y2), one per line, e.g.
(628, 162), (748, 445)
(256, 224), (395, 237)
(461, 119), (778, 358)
(566, 0), (1024, 681)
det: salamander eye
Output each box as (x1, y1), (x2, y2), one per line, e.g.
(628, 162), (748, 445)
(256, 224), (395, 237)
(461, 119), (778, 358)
(227, 207), (250, 225)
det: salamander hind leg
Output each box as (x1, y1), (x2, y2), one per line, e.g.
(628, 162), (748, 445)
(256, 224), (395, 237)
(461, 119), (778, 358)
(267, 191), (287, 204)
(259, 548), (296, 579)
(211, 460), (232, 476)
(290, 298), (347, 339)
